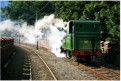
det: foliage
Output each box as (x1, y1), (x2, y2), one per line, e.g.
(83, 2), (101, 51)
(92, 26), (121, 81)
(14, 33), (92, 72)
(80, 1), (120, 42)
(55, 1), (90, 21)
(1, 1), (120, 43)
(2, 1), (55, 25)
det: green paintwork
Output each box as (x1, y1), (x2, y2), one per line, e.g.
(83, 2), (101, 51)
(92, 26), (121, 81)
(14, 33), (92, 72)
(74, 35), (100, 50)
(62, 20), (100, 50)
(74, 20), (100, 33)
(62, 34), (72, 50)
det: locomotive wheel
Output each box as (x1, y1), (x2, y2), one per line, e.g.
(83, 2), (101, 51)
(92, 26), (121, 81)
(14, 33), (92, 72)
(85, 55), (92, 63)
(77, 56), (81, 65)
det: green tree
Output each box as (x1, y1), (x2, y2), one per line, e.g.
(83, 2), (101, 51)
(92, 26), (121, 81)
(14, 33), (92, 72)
(81, 1), (120, 42)
(55, 1), (89, 21)
(2, 1), (55, 25)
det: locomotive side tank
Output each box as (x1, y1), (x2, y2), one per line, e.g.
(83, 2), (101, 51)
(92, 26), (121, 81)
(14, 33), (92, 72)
(61, 20), (101, 62)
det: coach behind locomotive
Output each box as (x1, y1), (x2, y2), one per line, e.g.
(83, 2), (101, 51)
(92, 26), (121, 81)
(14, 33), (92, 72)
(61, 20), (101, 62)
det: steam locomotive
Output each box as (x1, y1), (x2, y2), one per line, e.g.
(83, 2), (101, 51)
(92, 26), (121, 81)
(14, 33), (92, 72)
(61, 20), (101, 62)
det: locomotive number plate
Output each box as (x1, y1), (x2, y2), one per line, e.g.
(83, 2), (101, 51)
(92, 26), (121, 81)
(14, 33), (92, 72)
(84, 40), (90, 43)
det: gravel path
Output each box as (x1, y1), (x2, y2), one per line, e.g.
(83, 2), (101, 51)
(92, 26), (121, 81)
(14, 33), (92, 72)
(37, 49), (101, 80)
(21, 44), (101, 80)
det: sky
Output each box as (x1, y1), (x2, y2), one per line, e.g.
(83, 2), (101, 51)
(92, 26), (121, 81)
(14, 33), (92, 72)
(0, 1), (9, 21)
(0, 1), (9, 8)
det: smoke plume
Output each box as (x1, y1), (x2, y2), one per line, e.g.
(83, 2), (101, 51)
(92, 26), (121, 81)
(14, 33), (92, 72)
(0, 14), (67, 57)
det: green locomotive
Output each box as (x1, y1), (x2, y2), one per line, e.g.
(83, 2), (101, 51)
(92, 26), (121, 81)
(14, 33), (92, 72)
(61, 20), (101, 62)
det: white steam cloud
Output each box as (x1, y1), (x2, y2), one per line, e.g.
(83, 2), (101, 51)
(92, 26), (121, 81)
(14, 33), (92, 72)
(0, 14), (67, 57)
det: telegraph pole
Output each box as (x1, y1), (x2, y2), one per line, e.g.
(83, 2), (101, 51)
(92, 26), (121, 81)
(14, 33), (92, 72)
(36, 10), (37, 22)
(36, 40), (38, 50)
(36, 11), (38, 50)
(19, 36), (20, 44)
(17, 33), (20, 44)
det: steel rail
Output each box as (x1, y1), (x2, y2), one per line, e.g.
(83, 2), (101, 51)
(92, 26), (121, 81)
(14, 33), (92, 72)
(32, 49), (57, 80)
(100, 66), (120, 77)
(79, 63), (111, 80)
(66, 58), (112, 80)
(22, 45), (57, 80)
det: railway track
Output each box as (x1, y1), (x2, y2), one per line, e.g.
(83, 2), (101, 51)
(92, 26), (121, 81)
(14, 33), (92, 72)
(66, 58), (120, 80)
(97, 66), (120, 80)
(20, 44), (57, 80)
(17, 44), (119, 80)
